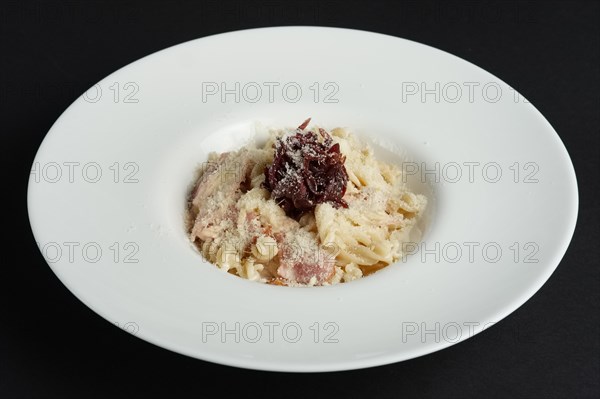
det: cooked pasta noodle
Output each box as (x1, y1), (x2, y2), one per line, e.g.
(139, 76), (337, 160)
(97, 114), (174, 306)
(187, 123), (426, 286)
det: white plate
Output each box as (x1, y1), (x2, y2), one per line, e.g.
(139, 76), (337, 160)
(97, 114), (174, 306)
(28, 27), (578, 371)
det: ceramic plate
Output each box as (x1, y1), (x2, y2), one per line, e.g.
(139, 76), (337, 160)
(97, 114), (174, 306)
(28, 27), (578, 371)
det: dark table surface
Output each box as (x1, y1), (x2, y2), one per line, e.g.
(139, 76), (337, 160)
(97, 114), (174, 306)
(2, 1), (598, 398)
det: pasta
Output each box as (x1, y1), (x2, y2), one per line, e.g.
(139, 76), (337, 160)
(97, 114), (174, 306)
(187, 121), (427, 286)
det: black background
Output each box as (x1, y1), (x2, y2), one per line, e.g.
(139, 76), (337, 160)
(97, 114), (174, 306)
(1, 1), (598, 398)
